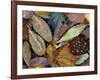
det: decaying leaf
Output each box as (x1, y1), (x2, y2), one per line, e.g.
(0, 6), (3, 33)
(29, 29), (46, 56)
(75, 53), (89, 65)
(23, 41), (31, 67)
(32, 15), (52, 42)
(57, 24), (88, 43)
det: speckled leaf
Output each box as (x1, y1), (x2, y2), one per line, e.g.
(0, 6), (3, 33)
(23, 41), (31, 67)
(29, 29), (46, 56)
(57, 24), (88, 43)
(32, 15), (52, 42)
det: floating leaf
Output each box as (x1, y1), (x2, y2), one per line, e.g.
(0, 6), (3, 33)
(29, 29), (46, 56)
(75, 53), (89, 65)
(23, 41), (31, 67)
(57, 24), (88, 43)
(32, 15), (52, 42)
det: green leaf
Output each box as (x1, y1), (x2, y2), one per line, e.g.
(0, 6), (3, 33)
(57, 24), (88, 43)
(75, 53), (89, 65)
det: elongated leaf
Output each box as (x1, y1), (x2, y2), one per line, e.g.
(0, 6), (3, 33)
(23, 41), (31, 67)
(32, 15), (52, 42)
(29, 29), (46, 56)
(57, 24), (88, 43)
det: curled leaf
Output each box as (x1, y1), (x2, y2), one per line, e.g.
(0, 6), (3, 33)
(32, 15), (52, 42)
(57, 24), (88, 43)
(29, 29), (46, 56)
(23, 41), (31, 67)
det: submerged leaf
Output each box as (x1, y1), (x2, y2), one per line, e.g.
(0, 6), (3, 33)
(32, 15), (52, 42)
(57, 24), (88, 43)
(29, 29), (46, 56)
(23, 41), (31, 67)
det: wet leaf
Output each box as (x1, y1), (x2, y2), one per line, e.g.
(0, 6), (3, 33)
(23, 41), (31, 67)
(32, 15), (52, 42)
(29, 29), (46, 56)
(57, 24), (88, 43)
